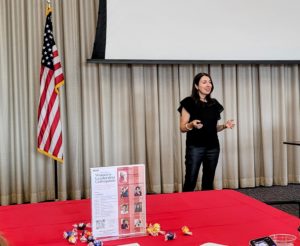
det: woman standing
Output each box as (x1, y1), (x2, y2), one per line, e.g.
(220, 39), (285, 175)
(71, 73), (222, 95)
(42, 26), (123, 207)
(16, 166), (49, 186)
(178, 72), (235, 191)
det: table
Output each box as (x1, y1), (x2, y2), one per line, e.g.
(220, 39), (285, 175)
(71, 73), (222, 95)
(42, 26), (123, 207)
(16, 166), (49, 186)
(278, 141), (300, 217)
(0, 190), (299, 246)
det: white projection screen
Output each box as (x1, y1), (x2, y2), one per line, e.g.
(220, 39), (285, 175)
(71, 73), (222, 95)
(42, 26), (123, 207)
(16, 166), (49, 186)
(90, 0), (300, 64)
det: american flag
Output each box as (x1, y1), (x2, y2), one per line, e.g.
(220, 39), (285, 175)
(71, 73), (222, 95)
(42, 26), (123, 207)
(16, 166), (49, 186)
(37, 6), (64, 163)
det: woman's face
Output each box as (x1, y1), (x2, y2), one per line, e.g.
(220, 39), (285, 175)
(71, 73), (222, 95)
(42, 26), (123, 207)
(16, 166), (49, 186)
(196, 75), (212, 98)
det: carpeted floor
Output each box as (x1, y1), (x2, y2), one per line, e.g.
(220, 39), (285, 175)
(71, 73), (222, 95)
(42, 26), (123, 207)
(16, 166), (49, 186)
(236, 184), (300, 218)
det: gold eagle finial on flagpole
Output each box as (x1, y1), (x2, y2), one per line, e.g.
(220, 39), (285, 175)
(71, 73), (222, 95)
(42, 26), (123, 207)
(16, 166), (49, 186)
(46, 0), (52, 15)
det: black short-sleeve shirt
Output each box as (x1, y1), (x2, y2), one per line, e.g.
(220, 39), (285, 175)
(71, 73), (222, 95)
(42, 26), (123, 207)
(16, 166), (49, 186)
(178, 97), (224, 148)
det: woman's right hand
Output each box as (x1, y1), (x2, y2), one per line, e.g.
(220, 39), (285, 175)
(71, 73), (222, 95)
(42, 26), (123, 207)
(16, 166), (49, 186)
(191, 120), (203, 129)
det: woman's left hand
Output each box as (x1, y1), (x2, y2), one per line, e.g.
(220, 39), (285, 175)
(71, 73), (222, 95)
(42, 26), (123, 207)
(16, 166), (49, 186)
(225, 119), (235, 129)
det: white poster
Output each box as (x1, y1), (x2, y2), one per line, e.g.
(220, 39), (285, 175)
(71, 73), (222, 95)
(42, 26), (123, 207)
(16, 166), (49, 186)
(91, 164), (146, 239)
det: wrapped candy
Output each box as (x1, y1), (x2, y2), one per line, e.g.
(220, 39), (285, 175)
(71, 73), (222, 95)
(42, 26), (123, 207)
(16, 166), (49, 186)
(80, 229), (93, 242)
(93, 240), (103, 246)
(164, 231), (176, 241)
(87, 235), (95, 243)
(88, 240), (103, 246)
(181, 226), (193, 236)
(64, 222), (93, 244)
(73, 222), (91, 230)
(63, 231), (73, 239)
(68, 235), (77, 244)
(146, 223), (165, 236)
(63, 230), (78, 244)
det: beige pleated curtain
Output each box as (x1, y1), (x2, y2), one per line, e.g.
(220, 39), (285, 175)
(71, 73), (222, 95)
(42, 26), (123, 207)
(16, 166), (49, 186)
(0, 0), (299, 205)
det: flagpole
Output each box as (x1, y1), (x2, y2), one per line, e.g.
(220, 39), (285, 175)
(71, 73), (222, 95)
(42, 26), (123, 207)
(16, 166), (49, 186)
(45, 0), (58, 201)
(54, 160), (58, 200)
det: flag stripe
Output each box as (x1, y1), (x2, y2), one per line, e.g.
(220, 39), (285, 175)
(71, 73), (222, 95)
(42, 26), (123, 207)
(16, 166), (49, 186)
(45, 106), (60, 151)
(37, 67), (52, 118)
(39, 90), (59, 150)
(52, 133), (62, 157)
(37, 72), (56, 146)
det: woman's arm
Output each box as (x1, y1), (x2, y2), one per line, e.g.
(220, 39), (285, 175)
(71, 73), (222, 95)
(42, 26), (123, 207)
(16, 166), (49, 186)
(180, 107), (202, 132)
(217, 119), (235, 132)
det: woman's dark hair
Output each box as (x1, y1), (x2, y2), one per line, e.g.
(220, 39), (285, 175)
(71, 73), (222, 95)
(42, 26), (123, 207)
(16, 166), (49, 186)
(191, 72), (214, 103)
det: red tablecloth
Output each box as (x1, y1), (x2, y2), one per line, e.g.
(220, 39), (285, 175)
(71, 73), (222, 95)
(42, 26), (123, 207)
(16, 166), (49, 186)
(0, 190), (299, 245)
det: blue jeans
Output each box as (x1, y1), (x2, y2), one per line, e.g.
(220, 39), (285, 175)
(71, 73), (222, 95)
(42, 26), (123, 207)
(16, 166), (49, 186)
(183, 146), (220, 191)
